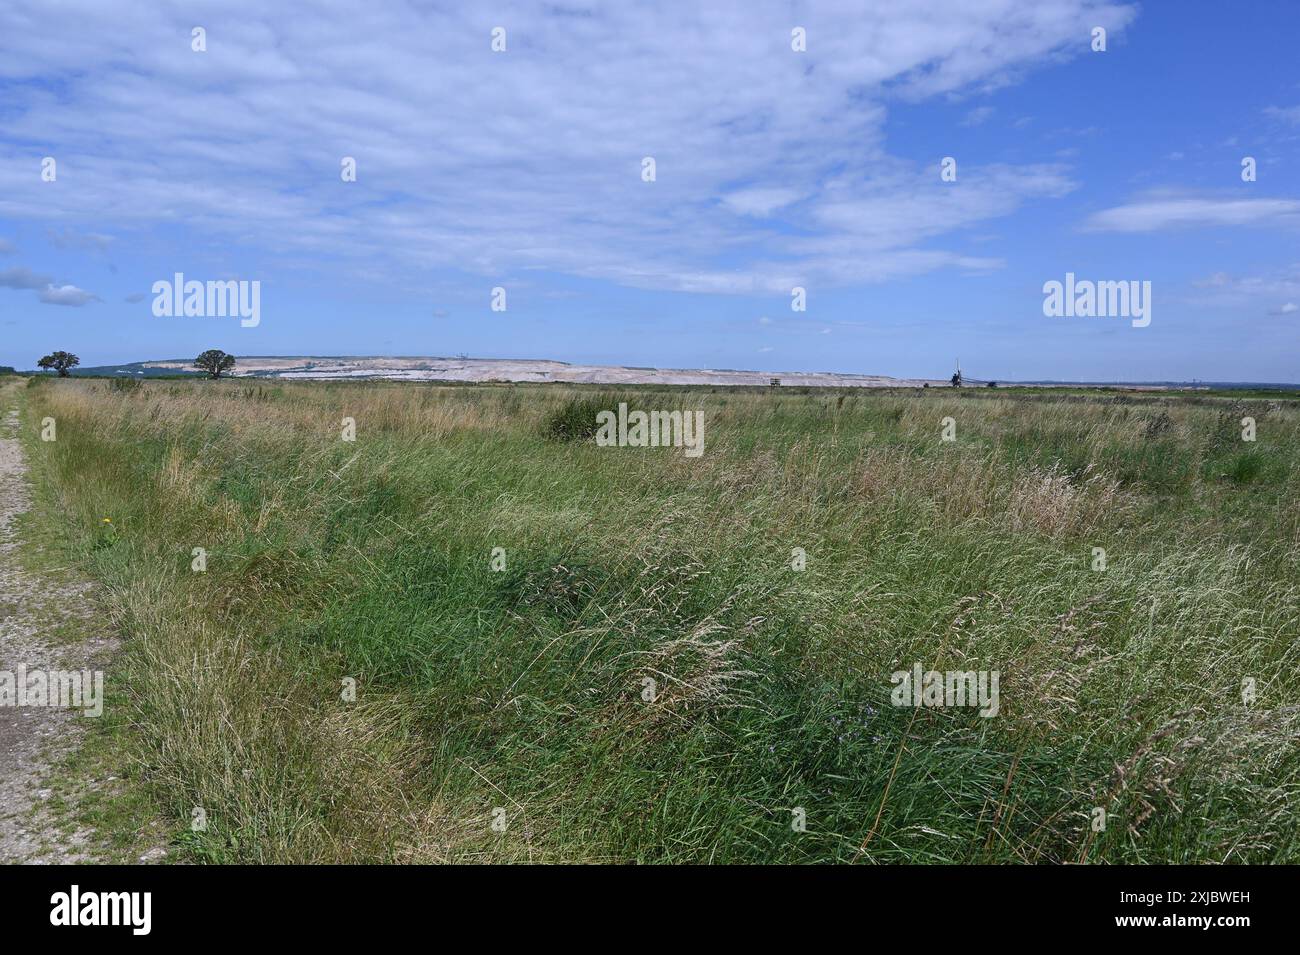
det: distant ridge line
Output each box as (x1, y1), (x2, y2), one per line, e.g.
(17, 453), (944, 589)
(30, 355), (1300, 391)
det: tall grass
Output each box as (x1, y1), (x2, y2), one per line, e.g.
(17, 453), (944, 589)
(22, 378), (1300, 863)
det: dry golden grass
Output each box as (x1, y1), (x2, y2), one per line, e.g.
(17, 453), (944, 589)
(20, 377), (1300, 863)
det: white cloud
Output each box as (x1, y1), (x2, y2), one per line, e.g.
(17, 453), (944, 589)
(1084, 196), (1300, 233)
(960, 106), (995, 127)
(0, 266), (98, 305)
(1188, 265), (1300, 313)
(39, 284), (99, 306)
(1196, 271), (1232, 288)
(1264, 105), (1300, 125)
(46, 228), (114, 252)
(0, 0), (1136, 293)
(722, 188), (804, 217)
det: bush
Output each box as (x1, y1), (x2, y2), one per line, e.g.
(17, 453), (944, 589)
(1143, 411), (1173, 438)
(541, 392), (630, 441)
(1226, 451), (1264, 484)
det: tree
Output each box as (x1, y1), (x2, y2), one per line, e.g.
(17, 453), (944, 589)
(194, 349), (236, 379)
(36, 351), (80, 377)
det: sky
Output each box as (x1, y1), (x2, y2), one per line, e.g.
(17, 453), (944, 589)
(0, 0), (1297, 383)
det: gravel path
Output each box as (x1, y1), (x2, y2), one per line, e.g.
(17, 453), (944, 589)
(0, 394), (111, 863)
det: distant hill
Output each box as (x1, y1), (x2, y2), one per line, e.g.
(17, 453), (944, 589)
(68, 355), (937, 388)
(39, 356), (1300, 392)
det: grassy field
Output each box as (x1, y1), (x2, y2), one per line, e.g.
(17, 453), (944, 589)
(19, 376), (1300, 863)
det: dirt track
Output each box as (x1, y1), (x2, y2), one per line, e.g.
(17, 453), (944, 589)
(0, 385), (107, 863)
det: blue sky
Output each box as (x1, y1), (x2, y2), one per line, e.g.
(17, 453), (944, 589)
(1, 0), (1298, 382)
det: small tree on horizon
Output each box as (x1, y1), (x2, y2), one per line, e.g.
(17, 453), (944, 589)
(195, 349), (236, 379)
(36, 351), (80, 377)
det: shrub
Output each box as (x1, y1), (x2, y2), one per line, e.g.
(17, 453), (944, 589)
(541, 392), (631, 442)
(1226, 451), (1263, 484)
(1142, 411), (1173, 438)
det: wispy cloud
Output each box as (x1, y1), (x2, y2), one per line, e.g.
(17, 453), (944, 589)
(0, 0), (1135, 294)
(1189, 264), (1300, 314)
(46, 228), (114, 252)
(721, 188), (804, 218)
(1083, 196), (1300, 233)
(1264, 105), (1300, 125)
(0, 266), (50, 290)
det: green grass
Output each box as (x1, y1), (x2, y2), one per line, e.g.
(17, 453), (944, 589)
(0, 379), (164, 863)
(19, 376), (1300, 863)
